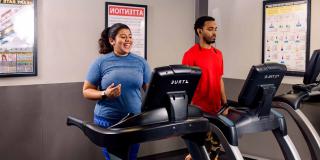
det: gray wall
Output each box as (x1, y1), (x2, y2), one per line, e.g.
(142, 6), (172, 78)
(0, 0), (195, 86)
(0, 83), (104, 160)
(0, 0), (196, 159)
(0, 81), (188, 159)
(207, 1), (320, 158)
(208, 0), (320, 84)
(1, 0), (320, 159)
(1, 79), (320, 160)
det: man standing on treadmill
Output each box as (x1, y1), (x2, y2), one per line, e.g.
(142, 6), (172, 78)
(182, 16), (228, 160)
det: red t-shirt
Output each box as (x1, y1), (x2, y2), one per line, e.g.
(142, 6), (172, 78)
(182, 44), (224, 114)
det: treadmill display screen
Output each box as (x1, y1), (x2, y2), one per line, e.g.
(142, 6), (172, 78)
(238, 63), (286, 107)
(304, 50), (320, 84)
(141, 65), (201, 112)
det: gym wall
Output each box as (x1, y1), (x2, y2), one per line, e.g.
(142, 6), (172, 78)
(0, 0), (195, 159)
(1, 0), (319, 160)
(0, 0), (195, 86)
(208, 0), (320, 159)
(208, 0), (320, 84)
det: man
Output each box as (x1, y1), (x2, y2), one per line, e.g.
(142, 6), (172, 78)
(182, 16), (228, 160)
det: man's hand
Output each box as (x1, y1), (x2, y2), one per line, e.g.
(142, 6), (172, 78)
(185, 154), (192, 160)
(222, 107), (229, 116)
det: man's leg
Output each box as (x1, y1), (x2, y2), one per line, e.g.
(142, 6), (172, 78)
(205, 131), (221, 160)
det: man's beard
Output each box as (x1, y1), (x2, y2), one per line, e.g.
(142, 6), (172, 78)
(204, 36), (216, 44)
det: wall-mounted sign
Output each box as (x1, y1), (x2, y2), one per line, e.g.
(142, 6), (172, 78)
(262, 0), (311, 76)
(105, 2), (147, 59)
(0, 0), (37, 77)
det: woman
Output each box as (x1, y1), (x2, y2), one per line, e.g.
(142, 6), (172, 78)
(83, 23), (151, 160)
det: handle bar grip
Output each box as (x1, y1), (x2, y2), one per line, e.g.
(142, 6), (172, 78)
(66, 116), (85, 130)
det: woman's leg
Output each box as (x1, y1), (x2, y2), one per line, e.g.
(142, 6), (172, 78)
(93, 115), (140, 160)
(93, 115), (115, 160)
(129, 143), (140, 160)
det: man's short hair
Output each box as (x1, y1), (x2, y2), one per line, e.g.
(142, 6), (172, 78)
(194, 16), (215, 36)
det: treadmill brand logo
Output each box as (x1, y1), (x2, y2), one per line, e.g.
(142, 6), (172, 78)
(264, 74), (280, 79)
(171, 80), (189, 85)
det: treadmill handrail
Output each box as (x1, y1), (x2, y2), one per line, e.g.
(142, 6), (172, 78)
(274, 92), (309, 110)
(226, 99), (250, 111)
(67, 115), (210, 148)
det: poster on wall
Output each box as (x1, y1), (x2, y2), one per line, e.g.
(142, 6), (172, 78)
(262, 0), (311, 76)
(0, 0), (36, 77)
(105, 2), (147, 59)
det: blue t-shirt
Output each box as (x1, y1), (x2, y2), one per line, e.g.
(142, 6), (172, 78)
(86, 52), (151, 120)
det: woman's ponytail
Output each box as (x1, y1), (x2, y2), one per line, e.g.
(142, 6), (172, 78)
(98, 27), (113, 54)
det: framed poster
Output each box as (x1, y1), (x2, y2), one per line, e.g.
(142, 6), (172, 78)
(0, 0), (37, 77)
(105, 2), (147, 59)
(262, 0), (311, 76)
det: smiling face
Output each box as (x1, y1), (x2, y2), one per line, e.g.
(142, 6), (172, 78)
(109, 28), (133, 55)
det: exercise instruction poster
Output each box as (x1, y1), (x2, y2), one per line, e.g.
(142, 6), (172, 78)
(106, 2), (147, 59)
(263, 0), (310, 75)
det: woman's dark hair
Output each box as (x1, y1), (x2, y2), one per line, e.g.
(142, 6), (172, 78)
(194, 16), (215, 37)
(98, 23), (131, 54)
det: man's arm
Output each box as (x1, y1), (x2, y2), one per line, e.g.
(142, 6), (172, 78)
(220, 78), (227, 105)
(220, 78), (229, 115)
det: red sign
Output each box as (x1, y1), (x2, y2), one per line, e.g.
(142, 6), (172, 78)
(109, 6), (144, 17)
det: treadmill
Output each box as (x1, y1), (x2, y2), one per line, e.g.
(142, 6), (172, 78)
(200, 63), (301, 160)
(273, 50), (320, 160)
(67, 65), (212, 160)
(67, 64), (300, 160)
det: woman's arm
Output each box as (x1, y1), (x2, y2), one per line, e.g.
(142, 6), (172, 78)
(83, 80), (103, 100)
(83, 81), (122, 100)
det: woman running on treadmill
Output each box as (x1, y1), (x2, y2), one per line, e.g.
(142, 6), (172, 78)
(83, 23), (151, 160)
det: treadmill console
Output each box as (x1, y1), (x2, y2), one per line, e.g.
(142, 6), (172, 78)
(303, 49), (320, 85)
(141, 65), (201, 121)
(238, 63), (286, 116)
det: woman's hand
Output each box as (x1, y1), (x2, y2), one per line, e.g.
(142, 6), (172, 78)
(105, 83), (121, 98)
